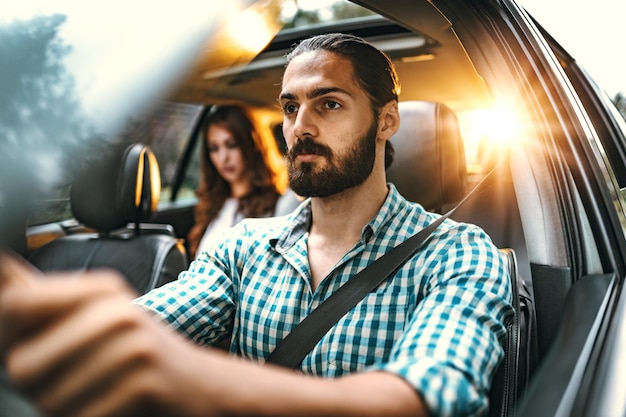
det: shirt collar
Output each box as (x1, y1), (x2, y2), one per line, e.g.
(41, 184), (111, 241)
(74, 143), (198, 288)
(272, 184), (407, 252)
(271, 198), (312, 251)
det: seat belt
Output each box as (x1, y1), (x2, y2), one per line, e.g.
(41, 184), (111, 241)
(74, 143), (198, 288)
(266, 164), (502, 369)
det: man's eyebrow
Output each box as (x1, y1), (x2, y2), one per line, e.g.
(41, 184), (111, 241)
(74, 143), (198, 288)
(279, 87), (352, 101)
(279, 92), (296, 101)
(308, 86), (352, 99)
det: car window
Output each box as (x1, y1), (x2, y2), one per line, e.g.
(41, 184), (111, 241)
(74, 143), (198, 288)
(117, 102), (204, 203)
(278, 0), (375, 30)
(27, 102), (203, 226)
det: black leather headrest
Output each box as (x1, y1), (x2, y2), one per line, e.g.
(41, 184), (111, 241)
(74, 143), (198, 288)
(70, 144), (161, 232)
(386, 101), (467, 211)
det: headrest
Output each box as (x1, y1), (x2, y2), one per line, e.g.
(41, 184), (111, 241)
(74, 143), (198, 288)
(386, 101), (467, 211)
(70, 143), (161, 232)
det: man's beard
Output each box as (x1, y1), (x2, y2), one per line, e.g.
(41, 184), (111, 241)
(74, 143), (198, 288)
(287, 120), (378, 197)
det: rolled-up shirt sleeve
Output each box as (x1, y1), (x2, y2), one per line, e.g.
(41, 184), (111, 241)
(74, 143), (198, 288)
(134, 241), (238, 347)
(372, 224), (514, 417)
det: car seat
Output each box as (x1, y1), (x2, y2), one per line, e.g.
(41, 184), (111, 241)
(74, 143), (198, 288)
(387, 101), (537, 417)
(28, 143), (188, 295)
(386, 100), (466, 212)
(490, 248), (538, 417)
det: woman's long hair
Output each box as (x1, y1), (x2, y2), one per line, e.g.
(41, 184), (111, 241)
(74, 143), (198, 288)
(187, 105), (287, 256)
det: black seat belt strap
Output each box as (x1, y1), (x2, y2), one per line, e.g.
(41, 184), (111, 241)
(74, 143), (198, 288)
(266, 164), (500, 369)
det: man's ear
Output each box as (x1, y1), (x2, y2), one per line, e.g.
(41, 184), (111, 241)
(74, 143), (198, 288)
(378, 100), (399, 141)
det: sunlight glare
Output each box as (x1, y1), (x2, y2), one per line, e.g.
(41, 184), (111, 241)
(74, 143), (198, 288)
(227, 8), (276, 54)
(459, 105), (522, 173)
(469, 107), (519, 145)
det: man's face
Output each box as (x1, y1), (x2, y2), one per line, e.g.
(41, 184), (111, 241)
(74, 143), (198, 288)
(279, 50), (379, 197)
(285, 119), (377, 198)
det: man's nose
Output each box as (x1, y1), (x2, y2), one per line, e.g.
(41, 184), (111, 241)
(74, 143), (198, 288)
(292, 105), (318, 140)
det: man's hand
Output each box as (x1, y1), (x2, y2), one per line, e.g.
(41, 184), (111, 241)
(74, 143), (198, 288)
(0, 254), (220, 417)
(0, 254), (426, 417)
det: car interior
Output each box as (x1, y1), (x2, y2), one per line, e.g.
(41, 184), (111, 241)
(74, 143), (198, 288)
(18, 1), (535, 412)
(28, 143), (187, 294)
(14, 102), (536, 417)
(6, 0), (625, 416)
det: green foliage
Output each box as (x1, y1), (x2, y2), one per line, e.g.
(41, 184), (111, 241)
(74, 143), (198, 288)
(281, 0), (375, 29)
(0, 14), (81, 230)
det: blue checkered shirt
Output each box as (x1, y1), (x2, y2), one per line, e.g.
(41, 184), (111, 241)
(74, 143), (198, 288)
(135, 184), (513, 417)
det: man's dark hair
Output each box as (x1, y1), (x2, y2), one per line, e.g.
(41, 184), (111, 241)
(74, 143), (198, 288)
(286, 33), (399, 168)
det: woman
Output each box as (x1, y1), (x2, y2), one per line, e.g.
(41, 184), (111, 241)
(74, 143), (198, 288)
(187, 105), (298, 258)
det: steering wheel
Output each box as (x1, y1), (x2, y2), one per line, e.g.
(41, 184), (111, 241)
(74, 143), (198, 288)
(0, 368), (41, 417)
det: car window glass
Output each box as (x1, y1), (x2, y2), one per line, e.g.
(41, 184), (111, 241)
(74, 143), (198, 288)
(278, 0), (375, 30)
(117, 102), (204, 203)
(27, 102), (203, 226)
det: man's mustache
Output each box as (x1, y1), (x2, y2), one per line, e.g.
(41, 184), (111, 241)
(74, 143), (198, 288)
(287, 137), (332, 161)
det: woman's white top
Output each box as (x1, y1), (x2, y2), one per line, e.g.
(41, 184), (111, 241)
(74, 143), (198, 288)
(195, 190), (302, 258)
(196, 198), (243, 257)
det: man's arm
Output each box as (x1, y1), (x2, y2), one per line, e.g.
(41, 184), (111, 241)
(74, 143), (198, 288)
(0, 255), (427, 417)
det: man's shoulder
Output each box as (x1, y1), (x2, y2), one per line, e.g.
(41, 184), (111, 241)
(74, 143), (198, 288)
(388, 196), (496, 249)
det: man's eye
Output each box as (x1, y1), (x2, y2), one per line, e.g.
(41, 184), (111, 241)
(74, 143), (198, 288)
(325, 100), (341, 109)
(283, 104), (297, 114)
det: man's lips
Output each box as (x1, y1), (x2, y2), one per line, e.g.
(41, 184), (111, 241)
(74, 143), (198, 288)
(288, 137), (331, 163)
(295, 153), (320, 163)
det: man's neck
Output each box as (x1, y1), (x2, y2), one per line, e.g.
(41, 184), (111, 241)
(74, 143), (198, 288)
(309, 179), (388, 241)
(305, 174), (388, 289)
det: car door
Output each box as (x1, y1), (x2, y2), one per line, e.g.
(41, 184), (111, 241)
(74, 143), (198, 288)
(516, 15), (626, 417)
(440, 1), (626, 416)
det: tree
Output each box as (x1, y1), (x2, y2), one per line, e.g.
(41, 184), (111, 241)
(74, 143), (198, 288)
(0, 14), (90, 246)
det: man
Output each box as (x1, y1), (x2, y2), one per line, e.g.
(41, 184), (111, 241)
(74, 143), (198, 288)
(0, 33), (513, 417)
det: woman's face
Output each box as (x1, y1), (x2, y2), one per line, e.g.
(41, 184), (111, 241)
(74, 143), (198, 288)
(207, 123), (250, 196)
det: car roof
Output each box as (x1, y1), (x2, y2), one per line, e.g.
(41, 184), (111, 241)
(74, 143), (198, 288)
(167, 1), (493, 114)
